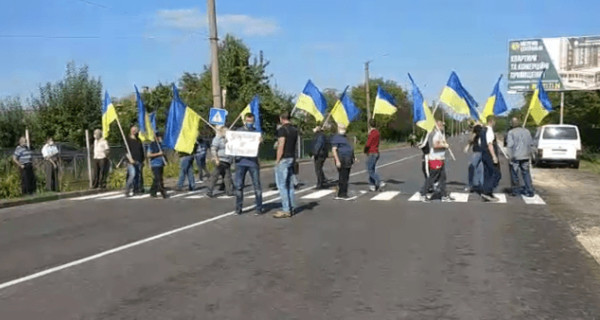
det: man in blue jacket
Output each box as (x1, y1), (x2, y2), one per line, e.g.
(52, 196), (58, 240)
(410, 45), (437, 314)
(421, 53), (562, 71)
(311, 125), (329, 190)
(234, 113), (263, 215)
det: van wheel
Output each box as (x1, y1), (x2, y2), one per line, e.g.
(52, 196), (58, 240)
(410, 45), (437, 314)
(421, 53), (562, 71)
(572, 161), (580, 169)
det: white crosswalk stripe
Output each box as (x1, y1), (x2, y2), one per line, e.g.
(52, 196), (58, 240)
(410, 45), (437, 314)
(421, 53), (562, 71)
(99, 194), (126, 200)
(408, 192), (422, 202)
(492, 193), (507, 204)
(70, 191), (121, 201)
(449, 192), (469, 203)
(170, 190), (203, 198)
(302, 189), (335, 199)
(370, 191), (401, 201)
(522, 194), (546, 205)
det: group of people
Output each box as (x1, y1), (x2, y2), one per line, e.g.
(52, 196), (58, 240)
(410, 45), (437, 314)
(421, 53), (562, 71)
(417, 115), (535, 202)
(12, 136), (61, 195)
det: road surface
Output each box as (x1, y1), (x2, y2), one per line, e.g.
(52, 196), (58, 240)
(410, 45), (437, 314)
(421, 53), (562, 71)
(1, 136), (599, 319)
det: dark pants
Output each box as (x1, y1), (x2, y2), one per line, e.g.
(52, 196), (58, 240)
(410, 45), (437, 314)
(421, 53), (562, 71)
(482, 156), (501, 196)
(337, 166), (351, 197)
(420, 162), (447, 199)
(235, 165), (262, 212)
(20, 163), (36, 195)
(150, 166), (166, 197)
(208, 162), (233, 196)
(45, 160), (59, 192)
(314, 157), (327, 188)
(195, 153), (209, 181)
(510, 159), (534, 196)
(92, 158), (109, 189)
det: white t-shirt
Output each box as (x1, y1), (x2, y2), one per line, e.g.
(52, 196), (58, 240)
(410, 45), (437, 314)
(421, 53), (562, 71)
(94, 138), (109, 159)
(429, 131), (446, 160)
(41, 143), (59, 158)
(485, 125), (495, 145)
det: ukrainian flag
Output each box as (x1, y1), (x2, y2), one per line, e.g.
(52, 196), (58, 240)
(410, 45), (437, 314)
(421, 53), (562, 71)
(330, 88), (361, 127)
(294, 80), (327, 122)
(149, 112), (157, 132)
(480, 75), (508, 123)
(439, 72), (480, 121)
(102, 91), (118, 138)
(240, 95), (262, 132)
(164, 84), (201, 154)
(528, 71), (553, 125)
(373, 86), (397, 117)
(408, 73), (436, 132)
(135, 85), (155, 143)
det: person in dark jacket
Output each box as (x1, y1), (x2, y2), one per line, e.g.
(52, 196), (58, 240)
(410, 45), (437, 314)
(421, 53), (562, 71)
(125, 126), (145, 196)
(311, 125), (329, 189)
(481, 116), (502, 202)
(331, 124), (356, 200)
(234, 113), (263, 214)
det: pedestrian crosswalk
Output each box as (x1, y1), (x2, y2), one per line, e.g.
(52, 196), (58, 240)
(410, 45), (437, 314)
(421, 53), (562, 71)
(69, 188), (546, 206)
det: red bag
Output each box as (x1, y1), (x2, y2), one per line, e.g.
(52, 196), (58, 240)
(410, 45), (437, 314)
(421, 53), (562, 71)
(428, 160), (444, 170)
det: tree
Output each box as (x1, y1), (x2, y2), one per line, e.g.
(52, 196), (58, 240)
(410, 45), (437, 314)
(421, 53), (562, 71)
(0, 97), (38, 148)
(32, 62), (102, 147)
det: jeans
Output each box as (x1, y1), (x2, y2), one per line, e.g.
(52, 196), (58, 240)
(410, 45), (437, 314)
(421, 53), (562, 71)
(510, 159), (534, 196)
(177, 155), (195, 190)
(337, 166), (351, 197)
(314, 157), (327, 188)
(482, 155), (501, 196)
(208, 162), (233, 196)
(275, 158), (295, 213)
(150, 166), (166, 197)
(126, 162), (143, 193)
(92, 158), (109, 189)
(195, 153), (209, 181)
(20, 163), (36, 195)
(421, 163), (447, 198)
(235, 165), (262, 212)
(45, 160), (59, 192)
(468, 152), (483, 191)
(366, 153), (381, 187)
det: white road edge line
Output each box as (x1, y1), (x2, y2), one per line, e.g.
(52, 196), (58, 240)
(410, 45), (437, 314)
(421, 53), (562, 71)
(0, 152), (418, 291)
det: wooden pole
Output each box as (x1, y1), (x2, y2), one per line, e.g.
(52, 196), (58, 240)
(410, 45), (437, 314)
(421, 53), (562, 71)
(560, 91), (564, 124)
(229, 111), (243, 129)
(115, 115), (132, 160)
(25, 128), (30, 149)
(85, 130), (93, 188)
(207, 0), (222, 109)
(199, 115), (217, 131)
(365, 61), (371, 130)
(522, 106), (531, 128)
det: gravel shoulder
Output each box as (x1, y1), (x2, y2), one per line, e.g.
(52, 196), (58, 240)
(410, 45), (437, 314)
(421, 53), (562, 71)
(533, 167), (600, 265)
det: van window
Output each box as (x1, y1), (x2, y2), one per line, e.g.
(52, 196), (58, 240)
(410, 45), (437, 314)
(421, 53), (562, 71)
(542, 127), (578, 140)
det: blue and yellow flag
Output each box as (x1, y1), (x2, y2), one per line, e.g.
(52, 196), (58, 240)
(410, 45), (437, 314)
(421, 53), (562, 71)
(164, 84), (200, 154)
(330, 87), (360, 127)
(439, 72), (480, 120)
(480, 75), (508, 122)
(149, 112), (157, 132)
(102, 91), (118, 138)
(408, 74), (436, 133)
(135, 85), (155, 143)
(528, 71), (553, 125)
(240, 95), (262, 132)
(373, 86), (397, 117)
(294, 80), (327, 122)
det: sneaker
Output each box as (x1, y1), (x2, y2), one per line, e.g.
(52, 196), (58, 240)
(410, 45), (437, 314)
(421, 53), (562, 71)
(125, 189), (133, 197)
(206, 193), (215, 198)
(441, 195), (455, 202)
(235, 209), (243, 215)
(150, 193), (158, 198)
(378, 182), (386, 190)
(197, 179), (204, 184)
(420, 195), (430, 203)
(481, 193), (499, 202)
(369, 185), (377, 192)
(255, 208), (265, 216)
(334, 195), (349, 200)
(523, 193), (535, 198)
(273, 211), (291, 218)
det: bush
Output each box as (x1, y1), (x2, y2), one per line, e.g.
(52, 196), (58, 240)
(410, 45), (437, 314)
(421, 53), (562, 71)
(107, 167), (126, 190)
(0, 170), (21, 199)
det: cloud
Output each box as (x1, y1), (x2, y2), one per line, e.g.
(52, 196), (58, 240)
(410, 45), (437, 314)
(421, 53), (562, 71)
(156, 8), (280, 36)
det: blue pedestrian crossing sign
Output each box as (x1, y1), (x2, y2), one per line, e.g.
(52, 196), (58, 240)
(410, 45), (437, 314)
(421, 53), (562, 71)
(209, 108), (228, 126)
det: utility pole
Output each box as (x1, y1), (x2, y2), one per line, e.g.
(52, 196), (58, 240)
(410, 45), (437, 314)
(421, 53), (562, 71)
(559, 91), (564, 124)
(364, 61), (371, 130)
(207, 0), (222, 109)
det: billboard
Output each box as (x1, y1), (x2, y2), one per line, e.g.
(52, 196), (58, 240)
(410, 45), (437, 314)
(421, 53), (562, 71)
(508, 36), (600, 92)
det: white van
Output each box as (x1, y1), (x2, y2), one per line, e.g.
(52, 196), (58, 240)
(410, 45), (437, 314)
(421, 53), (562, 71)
(532, 124), (582, 168)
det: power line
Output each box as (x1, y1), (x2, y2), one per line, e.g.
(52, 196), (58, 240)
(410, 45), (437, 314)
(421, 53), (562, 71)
(75, 0), (109, 9)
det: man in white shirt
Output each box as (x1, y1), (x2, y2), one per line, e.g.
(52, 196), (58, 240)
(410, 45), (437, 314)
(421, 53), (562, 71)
(41, 137), (59, 191)
(420, 121), (453, 202)
(92, 129), (110, 189)
(481, 116), (502, 202)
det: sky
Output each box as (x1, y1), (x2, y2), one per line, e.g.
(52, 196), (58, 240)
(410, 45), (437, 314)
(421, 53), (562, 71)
(1, 0), (599, 109)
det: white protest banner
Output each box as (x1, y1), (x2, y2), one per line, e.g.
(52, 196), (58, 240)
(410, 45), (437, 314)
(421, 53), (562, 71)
(225, 131), (261, 157)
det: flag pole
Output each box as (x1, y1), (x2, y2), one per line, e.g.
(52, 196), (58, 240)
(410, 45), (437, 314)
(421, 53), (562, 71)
(522, 106), (531, 128)
(229, 112), (243, 129)
(114, 113), (132, 161)
(198, 114), (217, 131)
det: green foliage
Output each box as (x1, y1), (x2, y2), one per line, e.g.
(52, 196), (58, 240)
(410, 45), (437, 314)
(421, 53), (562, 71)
(107, 168), (126, 190)
(0, 161), (21, 199)
(32, 62), (102, 147)
(0, 97), (39, 148)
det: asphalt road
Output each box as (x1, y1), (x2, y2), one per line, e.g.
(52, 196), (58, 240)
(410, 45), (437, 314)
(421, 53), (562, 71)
(1, 136), (600, 319)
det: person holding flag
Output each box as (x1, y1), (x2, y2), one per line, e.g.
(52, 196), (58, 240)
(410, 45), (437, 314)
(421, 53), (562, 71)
(328, 88), (360, 200)
(146, 131), (168, 199)
(234, 96), (264, 215)
(366, 86), (397, 192)
(294, 80), (327, 121)
(480, 115), (501, 202)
